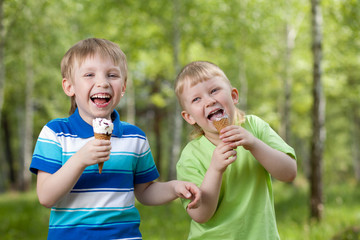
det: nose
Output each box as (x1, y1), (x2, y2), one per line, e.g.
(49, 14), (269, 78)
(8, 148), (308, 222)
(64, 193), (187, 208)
(96, 76), (110, 88)
(205, 95), (216, 107)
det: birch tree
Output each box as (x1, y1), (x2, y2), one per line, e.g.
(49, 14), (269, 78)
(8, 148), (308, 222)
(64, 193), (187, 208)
(168, 0), (182, 180)
(310, 0), (325, 221)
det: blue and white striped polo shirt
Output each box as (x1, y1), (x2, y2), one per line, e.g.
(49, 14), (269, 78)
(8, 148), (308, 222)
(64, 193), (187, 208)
(30, 109), (159, 239)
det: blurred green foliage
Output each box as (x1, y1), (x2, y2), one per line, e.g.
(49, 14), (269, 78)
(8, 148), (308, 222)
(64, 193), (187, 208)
(1, 176), (359, 239)
(0, 0), (360, 236)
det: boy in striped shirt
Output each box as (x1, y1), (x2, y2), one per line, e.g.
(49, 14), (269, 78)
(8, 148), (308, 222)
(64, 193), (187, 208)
(30, 38), (200, 240)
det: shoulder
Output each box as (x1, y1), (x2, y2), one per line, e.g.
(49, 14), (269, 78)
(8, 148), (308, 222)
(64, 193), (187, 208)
(177, 137), (212, 167)
(181, 137), (207, 154)
(44, 117), (73, 135)
(242, 115), (270, 138)
(120, 121), (147, 138)
(244, 114), (267, 125)
(46, 117), (70, 128)
(177, 137), (211, 184)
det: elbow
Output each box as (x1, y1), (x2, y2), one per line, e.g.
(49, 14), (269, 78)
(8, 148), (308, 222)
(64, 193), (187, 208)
(38, 195), (55, 208)
(187, 209), (212, 224)
(191, 215), (211, 224)
(39, 201), (54, 209)
(289, 170), (297, 182)
(274, 168), (297, 183)
(284, 172), (297, 183)
(281, 159), (297, 182)
(283, 167), (297, 183)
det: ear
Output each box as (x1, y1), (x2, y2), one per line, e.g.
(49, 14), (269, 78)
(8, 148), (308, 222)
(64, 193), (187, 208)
(181, 110), (196, 125)
(231, 88), (239, 104)
(62, 78), (75, 97)
(121, 81), (127, 97)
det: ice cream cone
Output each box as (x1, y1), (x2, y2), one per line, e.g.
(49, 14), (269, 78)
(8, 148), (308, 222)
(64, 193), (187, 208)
(213, 116), (230, 133)
(93, 118), (114, 174)
(94, 133), (111, 174)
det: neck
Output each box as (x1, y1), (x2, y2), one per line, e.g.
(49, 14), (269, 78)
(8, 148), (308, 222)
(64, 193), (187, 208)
(204, 132), (222, 146)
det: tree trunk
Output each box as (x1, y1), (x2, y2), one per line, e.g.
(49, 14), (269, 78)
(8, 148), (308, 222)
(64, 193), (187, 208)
(19, 43), (34, 191)
(280, 23), (295, 142)
(238, 60), (247, 112)
(151, 78), (163, 177)
(0, 0), (5, 192)
(310, 0), (325, 221)
(0, 0), (4, 123)
(352, 106), (360, 182)
(168, 0), (182, 180)
(1, 113), (16, 189)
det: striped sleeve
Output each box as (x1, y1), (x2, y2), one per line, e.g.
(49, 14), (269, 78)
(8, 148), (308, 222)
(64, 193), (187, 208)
(121, 125), (159, 184)
(30, 125), (63, 174)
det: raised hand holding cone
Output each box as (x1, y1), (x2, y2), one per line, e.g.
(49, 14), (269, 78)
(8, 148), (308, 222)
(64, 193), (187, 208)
(93, 118), (113, 174)
(213, 115), (230, 133)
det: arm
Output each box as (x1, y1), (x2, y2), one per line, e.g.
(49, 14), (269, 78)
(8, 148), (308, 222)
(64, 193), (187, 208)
(134, 180), (201, 209)
(246, 138), (296, 182)
(185, 142), (237, 223)
(37, 139), (111, 208)
(221, 125), (297, 182)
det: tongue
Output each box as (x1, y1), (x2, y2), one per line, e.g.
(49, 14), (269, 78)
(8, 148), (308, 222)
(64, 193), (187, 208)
(94, 98), (108, 105)
(209, 111), (224, 121)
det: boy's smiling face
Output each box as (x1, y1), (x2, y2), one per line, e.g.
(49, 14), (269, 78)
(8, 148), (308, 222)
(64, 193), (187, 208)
(180, 76), (239, 140)
(62, 53), (126, 125)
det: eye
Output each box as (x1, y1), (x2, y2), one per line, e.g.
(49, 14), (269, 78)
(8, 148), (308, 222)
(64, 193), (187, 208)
(108, 73), (120, 78)
(211, 88), (219, 94)
(84, 73), (94, 77)
(192, 97), (200, 103)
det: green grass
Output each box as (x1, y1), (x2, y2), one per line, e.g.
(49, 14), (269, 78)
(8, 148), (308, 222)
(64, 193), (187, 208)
(1, 177), (359, 239)
(0, 191), (49, 239)
(275, 177), (360, 240)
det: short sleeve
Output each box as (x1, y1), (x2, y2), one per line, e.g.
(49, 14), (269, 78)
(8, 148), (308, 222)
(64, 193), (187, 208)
(133, 137), (159, 184)
(30, 126), (63, 174)
(244, 115), (296, 160)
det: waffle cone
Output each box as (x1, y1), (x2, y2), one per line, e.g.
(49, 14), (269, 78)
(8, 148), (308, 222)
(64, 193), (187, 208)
(94, 133), (111, 140)
(94, 133), (111, 174)
(213, 117), (230, 133)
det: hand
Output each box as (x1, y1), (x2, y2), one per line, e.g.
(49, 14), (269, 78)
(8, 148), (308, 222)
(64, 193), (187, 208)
(73, 139), (112, 168)
(219, 125), (256, 150)
(210, 141), (237, 173)
(173, 181), (201, 209)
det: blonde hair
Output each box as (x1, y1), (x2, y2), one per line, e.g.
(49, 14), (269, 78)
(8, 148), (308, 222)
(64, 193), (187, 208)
(61, 38), (128, 115)
(175, 61), (245, 139)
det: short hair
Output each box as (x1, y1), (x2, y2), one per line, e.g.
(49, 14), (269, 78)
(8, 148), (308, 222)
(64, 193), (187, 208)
(175, 61), (229, 106)
(61, 38), (128, 114)
(175, 61), (245, 139)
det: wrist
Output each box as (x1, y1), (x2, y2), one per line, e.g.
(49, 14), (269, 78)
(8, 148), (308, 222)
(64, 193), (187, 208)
(68, 153), (87, 171)
(207, 165), (225, 177)
(168, 180), (178, 196)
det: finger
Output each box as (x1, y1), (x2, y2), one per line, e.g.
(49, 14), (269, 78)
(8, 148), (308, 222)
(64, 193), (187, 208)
(228, 140), (241, 149)
(187, 190), (200, 209)
(226, 153), (237, 164)
(225, 150), (237, 160)
(179, 186), (192, 199)
(187, 185), (200, 199)
(94, 139), (112, 146)
(95, 145), (112, 152)
(97, 155), (110, 164)
(187, 200), (198, 209)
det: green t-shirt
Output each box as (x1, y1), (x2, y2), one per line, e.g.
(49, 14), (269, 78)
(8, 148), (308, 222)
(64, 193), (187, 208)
(176, 115), (296, 240)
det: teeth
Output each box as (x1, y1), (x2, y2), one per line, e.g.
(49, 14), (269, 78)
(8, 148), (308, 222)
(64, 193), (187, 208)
(92, 94), (110, 99)
(208, 109), (221, 118)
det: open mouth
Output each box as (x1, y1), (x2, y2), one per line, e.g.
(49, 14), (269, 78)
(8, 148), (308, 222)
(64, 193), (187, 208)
(91, 93), (111, 106)
(207, 109), (225, 121)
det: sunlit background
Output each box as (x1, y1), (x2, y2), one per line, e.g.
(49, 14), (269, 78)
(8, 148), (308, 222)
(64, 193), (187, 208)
(0, 0), (359, 239)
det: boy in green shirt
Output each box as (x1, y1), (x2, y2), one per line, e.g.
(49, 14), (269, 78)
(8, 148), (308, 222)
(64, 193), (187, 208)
(175, 61), (297, 239)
